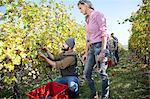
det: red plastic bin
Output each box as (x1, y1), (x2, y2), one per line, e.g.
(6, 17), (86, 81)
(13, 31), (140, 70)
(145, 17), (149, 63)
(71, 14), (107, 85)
(26, 81), (68, 99)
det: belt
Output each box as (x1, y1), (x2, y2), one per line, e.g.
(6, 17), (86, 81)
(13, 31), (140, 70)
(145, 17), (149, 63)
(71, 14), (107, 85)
(89, 42), (102, 47)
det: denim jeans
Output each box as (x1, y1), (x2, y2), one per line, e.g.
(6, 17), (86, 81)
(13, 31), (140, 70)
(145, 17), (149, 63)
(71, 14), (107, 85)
(109, 50), (117, 65)
(55, 76), (79, 97)
(84, 42), (109, 99)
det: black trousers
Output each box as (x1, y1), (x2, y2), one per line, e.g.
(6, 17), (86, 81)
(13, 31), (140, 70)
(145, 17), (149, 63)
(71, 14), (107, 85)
(115, 50), (119, 63)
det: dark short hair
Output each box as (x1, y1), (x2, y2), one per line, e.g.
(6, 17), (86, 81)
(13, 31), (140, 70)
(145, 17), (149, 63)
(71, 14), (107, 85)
(77, 0), (94, 10)
(111, 33), (114, 36)
(78, 0), (85, 6)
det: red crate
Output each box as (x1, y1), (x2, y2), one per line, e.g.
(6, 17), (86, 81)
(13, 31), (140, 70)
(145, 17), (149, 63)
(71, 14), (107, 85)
(26, 82), (68, 99)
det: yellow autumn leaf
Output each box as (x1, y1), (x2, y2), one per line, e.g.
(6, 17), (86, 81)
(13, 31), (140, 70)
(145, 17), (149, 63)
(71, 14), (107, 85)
(22, 76), (27, 80)
(0, 41), (4, 46)
(10, 76), (17, 82)
(20, 52), (27, 59)
(0, 48), (3, 55)
(4, 63), (14, 71)
(0, 64), (3, 70)
(0, 12), (4, 19)
(12, 55), (21, 65)
(28, 72), (32, 76)
(33, 75), (36, 79)
(31, 70), (36, 74)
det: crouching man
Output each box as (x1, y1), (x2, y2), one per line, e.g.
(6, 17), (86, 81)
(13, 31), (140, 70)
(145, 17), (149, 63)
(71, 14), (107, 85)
(38, 38), (79, 98)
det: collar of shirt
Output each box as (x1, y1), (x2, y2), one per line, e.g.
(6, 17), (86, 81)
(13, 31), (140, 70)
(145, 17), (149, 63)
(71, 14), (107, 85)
(86, 10), (95, 24)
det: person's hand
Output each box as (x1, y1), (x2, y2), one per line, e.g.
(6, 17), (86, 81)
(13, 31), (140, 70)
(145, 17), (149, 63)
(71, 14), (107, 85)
(82, 42), (90, 62)
(37, 47), (42, 52)
(41, 47), (48, 52)
(82, 53), (87, 62)
(38, 51), (46, 59)
(38, 47), (48, 52)
(97, 50), (105, 62)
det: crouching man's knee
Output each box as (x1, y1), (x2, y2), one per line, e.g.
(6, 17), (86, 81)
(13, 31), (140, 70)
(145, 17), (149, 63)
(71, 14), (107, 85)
(69, 81), (79, 98)
(69, 81), (79, 92)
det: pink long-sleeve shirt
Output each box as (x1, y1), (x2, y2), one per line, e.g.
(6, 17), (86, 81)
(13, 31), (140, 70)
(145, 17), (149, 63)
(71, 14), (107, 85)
(86, 11), (108, 44)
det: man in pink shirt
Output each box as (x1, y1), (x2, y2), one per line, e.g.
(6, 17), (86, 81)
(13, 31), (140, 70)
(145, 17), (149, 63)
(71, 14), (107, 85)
(78, 0), (109, 99)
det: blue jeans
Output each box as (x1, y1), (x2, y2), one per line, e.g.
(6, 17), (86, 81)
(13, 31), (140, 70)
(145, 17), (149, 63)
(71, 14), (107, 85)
(109, 50), (117, 65)
(55, 76), (79, 97)
(84, 42), (109, 99)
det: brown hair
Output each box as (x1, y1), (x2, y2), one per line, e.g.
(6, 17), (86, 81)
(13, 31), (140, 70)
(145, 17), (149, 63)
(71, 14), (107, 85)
(77, 0), (94, 10)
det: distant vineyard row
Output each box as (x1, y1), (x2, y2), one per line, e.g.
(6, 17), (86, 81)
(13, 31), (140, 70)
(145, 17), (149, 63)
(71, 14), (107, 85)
(128, 0), (149, 64)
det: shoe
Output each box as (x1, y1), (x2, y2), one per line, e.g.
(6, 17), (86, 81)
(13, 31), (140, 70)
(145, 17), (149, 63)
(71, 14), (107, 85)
(100, 96), (109, 99)
(88, 94), (98, 99)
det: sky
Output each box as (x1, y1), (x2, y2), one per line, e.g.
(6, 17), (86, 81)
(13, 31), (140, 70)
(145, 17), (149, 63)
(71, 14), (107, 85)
(0, 0), (142, 45)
